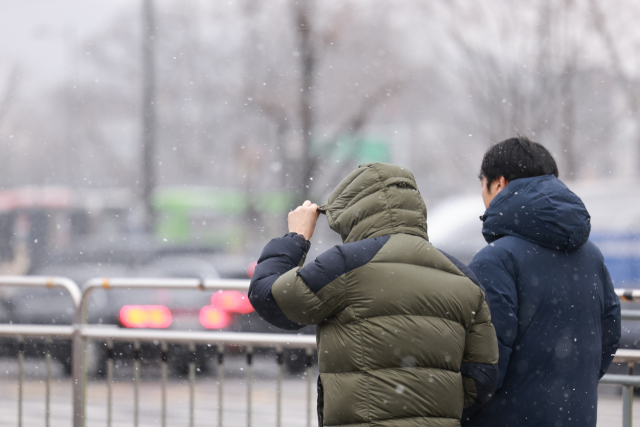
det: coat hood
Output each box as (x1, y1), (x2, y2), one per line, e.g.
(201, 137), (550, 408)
(481, 175), (591, 251)
(319, 163), (429, 243)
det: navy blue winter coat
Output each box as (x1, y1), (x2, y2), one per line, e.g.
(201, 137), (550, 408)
(466, 175), (621, 427)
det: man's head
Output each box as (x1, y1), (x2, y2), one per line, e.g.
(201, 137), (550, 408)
(479, 136), (559, 208)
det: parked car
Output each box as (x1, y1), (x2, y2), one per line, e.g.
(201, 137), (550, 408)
(0, 285), (77, 372)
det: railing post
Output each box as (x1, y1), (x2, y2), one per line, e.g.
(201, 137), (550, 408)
(107, 339), (114, 427)
(72, 325), (86, 427)
(623, 362), (635, 427)
(17, 336), (24, 427)
(73, 282), (92, 427)
(306, 348), (313, 427)
(623, 384), (633, 427)
(134, 340), (141, 427)
(217, 344), (224, 427)
(161, 341), (168, 427)
(189, 342), (196, 427)
(45, 337), (52, 427)
(246, 346), (253, 427)
(276, 347), (283, 427)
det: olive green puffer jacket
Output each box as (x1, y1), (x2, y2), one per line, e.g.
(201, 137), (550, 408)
(249, 163), (499, 427)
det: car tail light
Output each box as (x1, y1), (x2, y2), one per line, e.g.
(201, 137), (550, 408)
(119, 305), (173, 329)
(211, 291), (255, 314)
(246, 261), (257, 278)
(199, 306), (232, 329)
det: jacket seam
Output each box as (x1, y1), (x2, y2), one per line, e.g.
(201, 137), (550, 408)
(342, 258), (479, 322)
(340, 247), (350, 313)
(353, 286), (370, 424)
(343, 313), (469, 329)
(322, 365), (464, 376)
(468, 291), (486, 333)
(373, 163), (396, 236)
(342, 205), (425, 224)
(322, 364), (464, 376)
(362, 259), (475, 278)
(360, 321), (371, 424)
(461, 361), (499, 368)
(323, 413), (460, 426)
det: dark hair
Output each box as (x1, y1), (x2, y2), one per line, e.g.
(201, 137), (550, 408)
(479, 136), (559, 188)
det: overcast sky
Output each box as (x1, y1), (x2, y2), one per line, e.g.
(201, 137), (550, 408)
(0, 0), (132, 95)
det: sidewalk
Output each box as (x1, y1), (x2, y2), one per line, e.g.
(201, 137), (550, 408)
(598, 386), (639, 426)
(0, 357), (634, 427)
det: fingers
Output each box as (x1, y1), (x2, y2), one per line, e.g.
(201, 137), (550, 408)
(293, 201), (318, 211)
(287, 201), (320, 240)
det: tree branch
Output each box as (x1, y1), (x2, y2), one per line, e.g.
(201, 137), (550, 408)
(325, 81), (399, 145)
(588, 0), (637, 111)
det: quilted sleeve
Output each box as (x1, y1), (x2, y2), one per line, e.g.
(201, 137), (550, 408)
(248, 233), (310, 330)
(270, 244), (348, 325)
(460, 290), (499, 422)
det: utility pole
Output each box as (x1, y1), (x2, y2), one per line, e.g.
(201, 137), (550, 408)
(295, 0), (315, 202)
(141, 0), (157, 233)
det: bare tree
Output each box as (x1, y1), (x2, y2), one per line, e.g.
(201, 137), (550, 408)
(429, 0), (602, 178)
(294, 0), (316, 200)
(5, 0), (639, 222)
(588, 0), (640, 174)
(240, 0), (406, 203)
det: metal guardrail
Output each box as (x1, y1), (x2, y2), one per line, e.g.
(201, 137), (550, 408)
(622, 310), (640, 321)
(79, 328), (316, 427)
(0, 275), (81, 308)
(603, 349), (640, 427)
(0, 276), (80, 427)
(74, 277), (257, 427)
(617, 288), (640, 321)
(1, 280), (640, 426)
(0, 276), (318, 427)
(600, 290), (640, 427)
(0, 324), (74, 427)
(617, 289), (640, 303)
(616, 289), (640, 321)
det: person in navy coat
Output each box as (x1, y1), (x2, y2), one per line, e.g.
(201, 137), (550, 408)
(465, 136), (621, 427)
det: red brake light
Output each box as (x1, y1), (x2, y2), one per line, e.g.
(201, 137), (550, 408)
(119, 305), (173, 329)
(199, 306), (232, 329)
(246, 261), (257, 278)
(211, 291), (254, 314)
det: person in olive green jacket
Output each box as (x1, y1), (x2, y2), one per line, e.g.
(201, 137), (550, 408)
(249, 163), (499, 427)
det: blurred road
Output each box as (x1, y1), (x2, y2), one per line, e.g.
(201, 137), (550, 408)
(0, 356), (634, 427)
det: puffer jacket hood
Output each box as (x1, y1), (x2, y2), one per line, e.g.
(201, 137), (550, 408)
(319, 162), (429, 243)
(481, 175), (591, 252)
